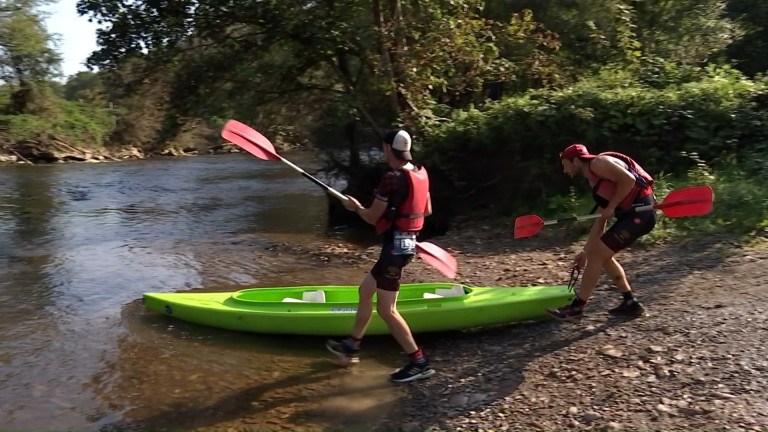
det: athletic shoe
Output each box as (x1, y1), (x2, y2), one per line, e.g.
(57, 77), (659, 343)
(608, 299), (646, 318)
(546, 304), (584, 320)
(325, 339), (359, 365)
(390, 360), (435, 383)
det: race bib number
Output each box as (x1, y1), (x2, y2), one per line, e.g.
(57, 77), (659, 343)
(393, 231), (417, 255)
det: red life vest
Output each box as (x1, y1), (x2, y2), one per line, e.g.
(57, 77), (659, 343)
(587, 152), (654, 210)
(375, 166), (430, 234)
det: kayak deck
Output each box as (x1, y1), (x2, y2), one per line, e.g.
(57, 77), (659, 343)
(144, 282), (572, 336)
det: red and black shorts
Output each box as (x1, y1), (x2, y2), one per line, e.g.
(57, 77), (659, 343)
(370, 243), (414, 292)
(601, 194), (657, 252)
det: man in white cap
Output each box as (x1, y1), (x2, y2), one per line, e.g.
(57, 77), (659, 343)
(326, 129), (435, 383)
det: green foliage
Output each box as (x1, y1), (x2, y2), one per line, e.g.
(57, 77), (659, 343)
(63, 71), (104, 102)
(0, 97), (116, 147)
(641, 153), (768, 242)
(417, 65), (768, 214)
(0, 0), (61, 113)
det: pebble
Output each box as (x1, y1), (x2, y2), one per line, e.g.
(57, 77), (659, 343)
(582, 411), (601, 422)
(450, 394), (469, 407)
(600, 345), (623, 358)
(601, 422), (623, 431)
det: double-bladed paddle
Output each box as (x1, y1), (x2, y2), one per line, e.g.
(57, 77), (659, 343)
(222, 119), (458, 279)
(514, 185), (714, 239)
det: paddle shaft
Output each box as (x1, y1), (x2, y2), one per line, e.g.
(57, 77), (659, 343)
(278, 157), (349, 202)
(541, 196), (710, 225)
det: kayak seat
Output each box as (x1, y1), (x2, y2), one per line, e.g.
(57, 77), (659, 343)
(435, 285), (465, 297)
(282, 290), (326, 303)
(302, 290), (326, 303)
(423, 292), (443, 299)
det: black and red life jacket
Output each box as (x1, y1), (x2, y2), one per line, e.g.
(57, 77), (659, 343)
(587, 152), (654, 210)
(375, 166), (429, 234)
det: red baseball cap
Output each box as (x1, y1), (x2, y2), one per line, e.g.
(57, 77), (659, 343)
(560, 144), (596, 161)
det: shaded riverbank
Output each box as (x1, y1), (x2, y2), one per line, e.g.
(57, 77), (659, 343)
(0, 135), (240, 165)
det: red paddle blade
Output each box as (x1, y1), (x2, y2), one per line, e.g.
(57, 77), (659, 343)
(221, 119), (280, 161)
(415, 242), (457, 279)
(658, 186), (714, 217)
(514, 214), (545, 239)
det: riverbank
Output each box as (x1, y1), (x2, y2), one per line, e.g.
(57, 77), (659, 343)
(154, 216), (768, 432)
(372, 220), (768, 432)
(262, 218), (768, 432)
(0, 137), (239, 165)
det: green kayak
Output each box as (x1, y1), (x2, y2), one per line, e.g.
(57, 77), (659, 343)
(143, 283), (572, 336)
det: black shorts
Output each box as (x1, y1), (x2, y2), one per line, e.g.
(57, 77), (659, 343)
(370, 243), (414, 292)
(601, 194), (657, 252)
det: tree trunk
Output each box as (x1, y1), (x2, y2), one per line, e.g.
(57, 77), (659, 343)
(372, 0), (401, 114)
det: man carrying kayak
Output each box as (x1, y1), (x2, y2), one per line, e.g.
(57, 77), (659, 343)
(326, 129), (436, 383)
(547, 144), (656, 320)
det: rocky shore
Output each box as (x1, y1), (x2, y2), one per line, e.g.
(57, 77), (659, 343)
(371, 221), (768, 432)
(267, 218), (768, 431)
(0, 135), (238, 164)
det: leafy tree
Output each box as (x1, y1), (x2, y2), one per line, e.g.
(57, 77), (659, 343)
(63, 71), (104, 102)
(487, 0), (740, 79)
(0, 0), (61, 113)
(77, 0), (558, 134)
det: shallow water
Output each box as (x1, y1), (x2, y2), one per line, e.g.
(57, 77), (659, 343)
(0, 154), (402, 431)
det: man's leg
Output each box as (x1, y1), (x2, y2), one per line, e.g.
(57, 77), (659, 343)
(376, 288), (418, 353)
(603, 257), (645, 317)
(548, 239), (615, 320)
(325, 273), (377, 364)
(350, 273), (378, 339)
(597, 206), (656, 317)
(578, 240), (616, 301)
(377, 288), (435, 382)
(603, 257), (631, 293)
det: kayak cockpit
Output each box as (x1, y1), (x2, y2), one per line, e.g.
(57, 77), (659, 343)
(230, 283), (470, 304)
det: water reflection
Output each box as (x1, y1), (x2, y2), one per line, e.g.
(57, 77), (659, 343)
(0, 154), (401, 431)
(0, 165), (58, 369)
(89, 300), (402, 431)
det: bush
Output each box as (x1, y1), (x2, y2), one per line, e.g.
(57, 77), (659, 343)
(417, 66), (768, 218)
(0, 98), (116, 147)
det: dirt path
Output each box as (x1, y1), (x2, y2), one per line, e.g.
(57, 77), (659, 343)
(370, 220), (768, 432)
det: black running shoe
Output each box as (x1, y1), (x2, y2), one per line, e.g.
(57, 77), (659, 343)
(546, 304), (584, 320)
(326, 339), (360, 365)
(390, 360), (435, 383)
(608, 299), (645, 318)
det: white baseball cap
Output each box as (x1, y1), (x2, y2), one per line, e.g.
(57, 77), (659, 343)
(383, 129), (412, 161)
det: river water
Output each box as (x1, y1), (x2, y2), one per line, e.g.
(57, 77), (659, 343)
(0, 154), (405, 431)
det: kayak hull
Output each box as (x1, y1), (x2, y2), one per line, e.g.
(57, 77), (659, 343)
(144, 283), (572, 336)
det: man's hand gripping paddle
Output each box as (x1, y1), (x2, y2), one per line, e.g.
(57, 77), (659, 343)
(514, 186), (714, 239)
(222, 119), (458, 279)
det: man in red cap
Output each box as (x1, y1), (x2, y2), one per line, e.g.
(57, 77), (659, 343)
(548, 144), (656, 320)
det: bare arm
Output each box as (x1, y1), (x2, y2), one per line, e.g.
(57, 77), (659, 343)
(344, 195), (387, 225)
(357, 197), (388, 225)
(424, 192), (432, 217)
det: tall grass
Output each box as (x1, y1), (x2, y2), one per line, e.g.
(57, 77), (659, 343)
(639, 152), (768, 244)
